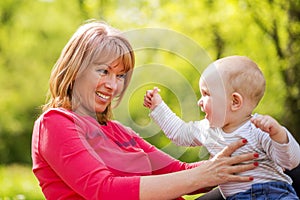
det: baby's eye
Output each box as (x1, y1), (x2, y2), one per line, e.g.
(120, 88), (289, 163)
(117, 73), (127, 79)
(201, 91), (209, 97)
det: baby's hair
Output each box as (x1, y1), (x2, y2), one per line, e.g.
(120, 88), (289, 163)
(216, 56), (266, 107)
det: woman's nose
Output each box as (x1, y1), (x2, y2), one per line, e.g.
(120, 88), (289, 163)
(104, 75), (118, 90)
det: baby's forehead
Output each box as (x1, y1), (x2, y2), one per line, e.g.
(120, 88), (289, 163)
(200, 63), (221, 79)
(199, 62), (228, 89)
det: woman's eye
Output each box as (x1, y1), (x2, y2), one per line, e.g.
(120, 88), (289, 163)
(117, 73), (127, 79)
(97, 69), (108, 76)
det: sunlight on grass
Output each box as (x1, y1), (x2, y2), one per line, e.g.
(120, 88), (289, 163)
(0, 164), (44, 200)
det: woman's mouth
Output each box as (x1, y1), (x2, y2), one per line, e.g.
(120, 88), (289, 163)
(96, 91), (110, 100)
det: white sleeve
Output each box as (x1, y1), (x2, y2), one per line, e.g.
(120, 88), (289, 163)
(150, 101), (206, 147)
(260, 127), (300, 170)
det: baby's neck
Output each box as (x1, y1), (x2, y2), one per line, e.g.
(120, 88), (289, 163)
(222, 114), (252, 133)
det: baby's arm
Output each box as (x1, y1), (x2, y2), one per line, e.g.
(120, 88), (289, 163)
(143, 87), (205, 147)
(251, 114), (300, 169)
(251, 115), (288, 144)
(143, 87), (162, 110)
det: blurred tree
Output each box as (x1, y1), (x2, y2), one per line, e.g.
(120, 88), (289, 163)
(0, 0), (86, 163)
(244, 0), (300, 141)
(0, 0), (299, 164)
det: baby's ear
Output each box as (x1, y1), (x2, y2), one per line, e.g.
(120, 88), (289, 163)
(231, 92), (243, 111)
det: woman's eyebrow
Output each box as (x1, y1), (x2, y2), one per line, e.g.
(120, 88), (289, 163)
(93, 61), (125, 72)
(109, 63), (126, 73)
(97, 61), (108, 65)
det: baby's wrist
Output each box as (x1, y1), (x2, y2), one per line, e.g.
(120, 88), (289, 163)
(271, 127), (288, 144)
(150, 101), (162, 111)
(150, 104), (158, 111)
(150, 103), (160, 111)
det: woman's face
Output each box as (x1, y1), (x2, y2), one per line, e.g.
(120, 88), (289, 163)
(72, 59), (126, 117)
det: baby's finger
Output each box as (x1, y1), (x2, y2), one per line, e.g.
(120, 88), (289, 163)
(144, 96), (151, 104)
(143, 93), (151, 102)
(153, 87), (161, 94)
(143, 101), (151, 108)
(145, 90), (154, 98)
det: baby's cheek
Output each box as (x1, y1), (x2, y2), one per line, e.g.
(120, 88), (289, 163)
(211, 100), (227, 127)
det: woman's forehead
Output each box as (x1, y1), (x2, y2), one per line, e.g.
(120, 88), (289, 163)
(93, 58), (125, 72)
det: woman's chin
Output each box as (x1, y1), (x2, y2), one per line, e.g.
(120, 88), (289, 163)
(94, 104), (108, 113)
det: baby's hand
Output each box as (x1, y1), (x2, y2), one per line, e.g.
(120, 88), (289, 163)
(251, 115), (288, 144)
(143, 87), (162, 110)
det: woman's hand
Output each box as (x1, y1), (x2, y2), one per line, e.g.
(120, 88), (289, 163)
(196, 139), (258, 187)
(140, 139), (258, 200)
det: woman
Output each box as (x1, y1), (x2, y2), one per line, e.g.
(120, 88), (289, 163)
(31, 20), (258, 200)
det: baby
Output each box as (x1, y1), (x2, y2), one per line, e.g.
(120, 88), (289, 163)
(144, 56), (300, 199)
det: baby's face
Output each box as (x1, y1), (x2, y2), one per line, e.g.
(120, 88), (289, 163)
(198, 64), (229, 127)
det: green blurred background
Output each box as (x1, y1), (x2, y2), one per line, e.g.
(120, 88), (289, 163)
(0, 0), (299, 199)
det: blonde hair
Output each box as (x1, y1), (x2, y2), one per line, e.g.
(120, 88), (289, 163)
(216, 56), (265, 107)
(43, 21), (135, 124)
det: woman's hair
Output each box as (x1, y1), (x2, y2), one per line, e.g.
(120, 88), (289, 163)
(43, 21), (135, 124)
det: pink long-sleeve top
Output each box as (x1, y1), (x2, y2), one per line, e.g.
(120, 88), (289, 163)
(32, 108), (200, 199)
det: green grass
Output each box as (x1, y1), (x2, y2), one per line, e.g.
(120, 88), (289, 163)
(0, 164), (44, 200)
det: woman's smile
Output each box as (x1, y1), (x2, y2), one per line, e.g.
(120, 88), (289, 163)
(96, 91), (111, 101)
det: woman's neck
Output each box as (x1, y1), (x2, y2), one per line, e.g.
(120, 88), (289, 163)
(73, 107), (97, 120)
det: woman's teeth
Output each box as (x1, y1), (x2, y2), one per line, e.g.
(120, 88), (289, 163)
(96, 92), (109, 99)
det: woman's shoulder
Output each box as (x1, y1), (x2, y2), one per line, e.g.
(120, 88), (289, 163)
(36, 108), (79, 125)
(41, 108), (74, 118)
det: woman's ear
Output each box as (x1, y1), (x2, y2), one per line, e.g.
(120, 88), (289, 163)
(231, 92), (243, 111)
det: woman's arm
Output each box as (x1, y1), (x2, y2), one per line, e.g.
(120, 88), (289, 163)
(139, 139), (258, 200)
